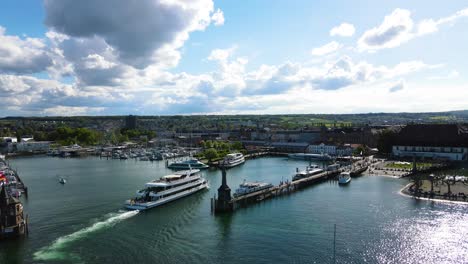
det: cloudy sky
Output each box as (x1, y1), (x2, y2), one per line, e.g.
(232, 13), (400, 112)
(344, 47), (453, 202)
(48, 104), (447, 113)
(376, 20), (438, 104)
(0, 0), (467, 116)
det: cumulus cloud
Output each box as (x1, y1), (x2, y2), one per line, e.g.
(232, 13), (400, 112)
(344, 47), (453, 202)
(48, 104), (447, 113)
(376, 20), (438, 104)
(428, 70), (460, 80)
(389, 80), (405, 92)
(206, 50), (437, 96)
(207, 47), (248, 92)
(211, 9), (225, 26)
(0, 26), (52, 74)
(0, 1), (462, 116)
(41, 106), (105, 116)
(358, 7), (468, 51)
(311, 41), (342, 56)
(330, 23), (355, 37)
(417, 8), (468, 35)
(44, 0), (222, 69)
(358, 9), (413, 51)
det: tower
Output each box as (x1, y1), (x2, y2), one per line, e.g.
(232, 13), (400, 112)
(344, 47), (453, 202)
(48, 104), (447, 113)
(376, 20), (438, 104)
(0, 185), (27, 238)
(216, 168), (232, 213)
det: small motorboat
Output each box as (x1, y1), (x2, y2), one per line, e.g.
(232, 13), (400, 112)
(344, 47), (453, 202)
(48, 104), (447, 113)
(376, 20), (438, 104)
(59, 178), (66, 184)
(338, 171), (351, 185)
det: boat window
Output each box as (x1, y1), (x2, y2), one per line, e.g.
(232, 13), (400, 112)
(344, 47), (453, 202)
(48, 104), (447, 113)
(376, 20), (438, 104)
(149, 186), (165, 192)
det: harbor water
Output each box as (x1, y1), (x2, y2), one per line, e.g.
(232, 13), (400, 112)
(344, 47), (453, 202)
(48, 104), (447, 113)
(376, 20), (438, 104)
(1, 156), (467, 263)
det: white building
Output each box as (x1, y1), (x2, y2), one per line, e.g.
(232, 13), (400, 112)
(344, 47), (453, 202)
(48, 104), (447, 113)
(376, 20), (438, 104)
(15, 141), (51, 153)
(307, 143), (352, 156)
(392, 124), (468, 161)
(392, 146), (468, 161)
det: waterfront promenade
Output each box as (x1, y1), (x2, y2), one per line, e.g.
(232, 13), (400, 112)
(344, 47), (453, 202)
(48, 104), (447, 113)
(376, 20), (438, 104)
(401, 179), (468, 203)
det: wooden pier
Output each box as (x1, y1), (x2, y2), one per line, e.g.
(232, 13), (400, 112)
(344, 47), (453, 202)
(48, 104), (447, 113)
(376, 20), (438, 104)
(212, 161), (369, 214)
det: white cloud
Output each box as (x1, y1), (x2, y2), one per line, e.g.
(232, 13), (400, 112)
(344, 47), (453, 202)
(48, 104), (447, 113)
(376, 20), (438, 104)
(41, 106), (105, 116)
(330, 23), (355, 37)
(428, 70), (460, 80)
(0, 2), (464, 116)
(208, 47), (236, 62)
(311, 41), (342, 56)
(358, 9), (414, 51)
(358, 7), (468, 51)
(417, 8), (468, 35)
(207, 47), (248, 93)
(389, 80), (405, 92)
(0, 26), (52, 74)
(44, 0), (222, 69)
(211, 9), (225, 26)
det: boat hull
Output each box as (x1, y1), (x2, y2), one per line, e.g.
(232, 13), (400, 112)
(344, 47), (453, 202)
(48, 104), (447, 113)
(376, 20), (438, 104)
(338, 178), (351, 185)
(288, 153), (332, 161)
(167, 165), (209, 170)
(220, 158), (245, 168)
(125, 183), (209, 210)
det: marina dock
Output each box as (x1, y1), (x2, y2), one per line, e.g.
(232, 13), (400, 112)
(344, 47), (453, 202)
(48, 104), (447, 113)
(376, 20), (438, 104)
(211, 160), (369, 213)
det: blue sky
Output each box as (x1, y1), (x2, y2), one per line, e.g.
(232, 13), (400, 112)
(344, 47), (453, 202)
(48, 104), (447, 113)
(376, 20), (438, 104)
(0, 0), (467, 116)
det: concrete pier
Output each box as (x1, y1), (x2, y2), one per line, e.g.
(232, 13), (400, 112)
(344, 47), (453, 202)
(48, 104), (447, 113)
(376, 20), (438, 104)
(212, 160), (370, 214)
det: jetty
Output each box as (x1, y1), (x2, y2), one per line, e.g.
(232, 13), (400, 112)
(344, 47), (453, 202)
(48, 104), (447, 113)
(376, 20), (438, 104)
(211, 160), (369, 213)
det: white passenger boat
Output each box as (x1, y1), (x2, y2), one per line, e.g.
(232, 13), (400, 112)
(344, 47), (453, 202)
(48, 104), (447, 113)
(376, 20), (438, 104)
(288, 153), (332, 161)
(338, 171), (351, 185)
(125, 169), (208, 210)
(292, 164), (324, 181)
(233, 180), (273, 198)
(167, 159), (209, 170)
(220, 153), (245, 168)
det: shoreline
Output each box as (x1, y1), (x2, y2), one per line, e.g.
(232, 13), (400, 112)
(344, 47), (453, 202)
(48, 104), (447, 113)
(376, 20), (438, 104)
(399, 182), (468, 205)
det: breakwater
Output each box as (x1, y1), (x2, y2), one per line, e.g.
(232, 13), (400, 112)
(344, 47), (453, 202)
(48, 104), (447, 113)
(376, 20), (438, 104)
(211, 160), (370, 213)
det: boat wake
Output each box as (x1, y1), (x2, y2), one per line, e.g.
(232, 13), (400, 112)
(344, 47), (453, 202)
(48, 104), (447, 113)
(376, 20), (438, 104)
(33, 210), (139, 262)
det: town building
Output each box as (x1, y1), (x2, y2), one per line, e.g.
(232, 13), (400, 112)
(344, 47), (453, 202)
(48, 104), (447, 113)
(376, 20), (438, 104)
(319, 126), (380, 147)
(271, 142), (309, 153)
(15, 141), (51, 153)
(307, 143), (353, 156)
(392, 124), (468, 161)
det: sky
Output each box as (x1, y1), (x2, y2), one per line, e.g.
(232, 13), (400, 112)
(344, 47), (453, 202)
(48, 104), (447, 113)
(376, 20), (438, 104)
(0, 0), (467, 116)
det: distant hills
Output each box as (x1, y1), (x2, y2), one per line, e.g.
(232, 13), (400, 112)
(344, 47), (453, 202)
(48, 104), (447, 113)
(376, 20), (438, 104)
(1, 110), (467, 129)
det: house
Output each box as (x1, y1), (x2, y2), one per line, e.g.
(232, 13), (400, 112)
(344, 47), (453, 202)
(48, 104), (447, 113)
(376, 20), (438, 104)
(392, 124), (468, 161)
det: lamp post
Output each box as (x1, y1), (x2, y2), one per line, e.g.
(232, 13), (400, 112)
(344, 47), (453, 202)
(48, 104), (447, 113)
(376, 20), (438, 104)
(429, 173), (435, 196)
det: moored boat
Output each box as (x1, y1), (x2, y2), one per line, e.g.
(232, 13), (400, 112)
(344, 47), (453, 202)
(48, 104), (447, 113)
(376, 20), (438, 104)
(125, 169), (208, 210)
(220, 153), (245, 168)
(167, 159), (209, 170)
(292, 164), (324, 181)
(338, 171), (351, 185)
(288, 153), (332, 161)
(233, 180), (273, 198)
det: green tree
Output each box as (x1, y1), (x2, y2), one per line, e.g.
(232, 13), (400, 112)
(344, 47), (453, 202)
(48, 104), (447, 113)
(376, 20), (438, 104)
(204, 148), (218, 162)
(232, 141), (243, 150)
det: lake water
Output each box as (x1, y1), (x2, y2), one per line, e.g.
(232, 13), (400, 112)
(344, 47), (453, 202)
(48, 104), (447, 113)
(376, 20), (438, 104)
(1, 156), (467, 263)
